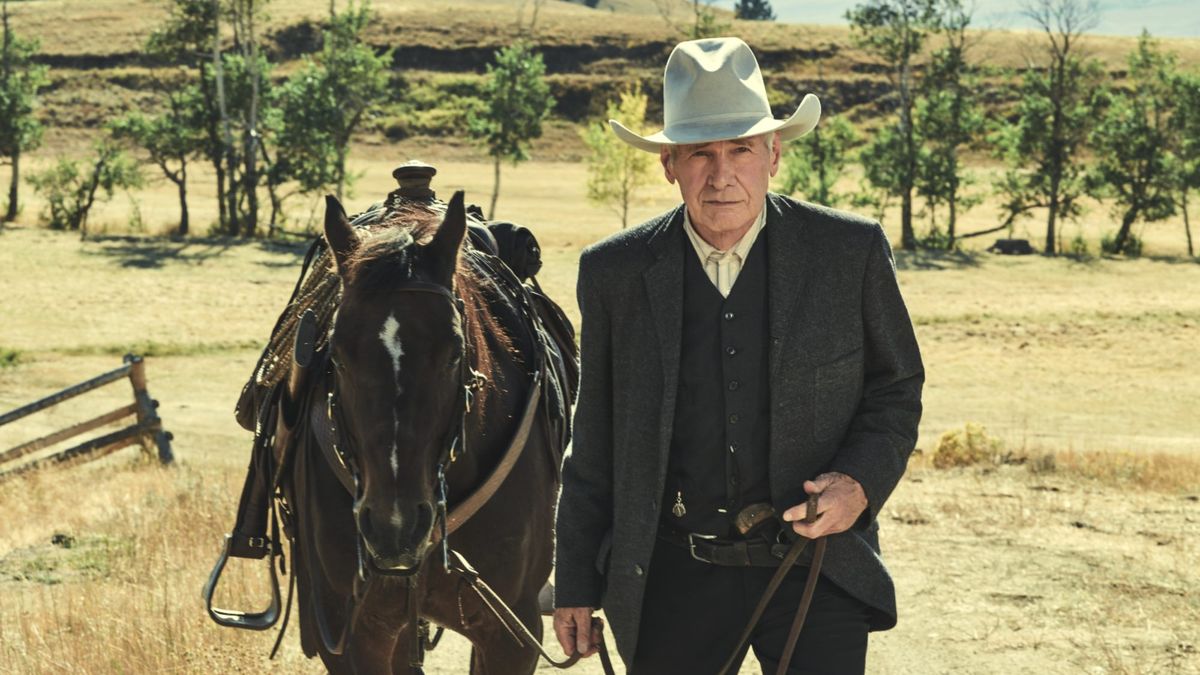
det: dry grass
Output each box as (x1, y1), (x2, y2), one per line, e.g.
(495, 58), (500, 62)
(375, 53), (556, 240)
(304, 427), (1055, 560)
(1, 151), (1198, 672)
(926, 423), (1200, 493)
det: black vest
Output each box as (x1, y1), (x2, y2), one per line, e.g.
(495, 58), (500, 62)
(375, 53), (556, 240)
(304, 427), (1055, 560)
(662, 228), (771, 537)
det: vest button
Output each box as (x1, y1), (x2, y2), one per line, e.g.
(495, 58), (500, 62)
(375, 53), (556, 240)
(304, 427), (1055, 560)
(724, 311), (735, 321)
(634, 564), (644, 576)
(728, 380), (740, 391)
(729, 414), (739, 425)
(726, 347), (737, 357)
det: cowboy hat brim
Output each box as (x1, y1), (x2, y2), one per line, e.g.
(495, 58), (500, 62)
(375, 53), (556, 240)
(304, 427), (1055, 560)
(610, 93), (821, 153)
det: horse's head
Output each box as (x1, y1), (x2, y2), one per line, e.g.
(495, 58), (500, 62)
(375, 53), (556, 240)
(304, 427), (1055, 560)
(323, 192), (469, 574)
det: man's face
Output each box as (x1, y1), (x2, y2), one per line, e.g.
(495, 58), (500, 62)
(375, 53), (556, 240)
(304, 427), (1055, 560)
(660, 133), (781, 238)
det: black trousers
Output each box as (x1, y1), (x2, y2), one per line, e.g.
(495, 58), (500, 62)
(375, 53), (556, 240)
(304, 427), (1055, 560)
(629, 535), (871, 675)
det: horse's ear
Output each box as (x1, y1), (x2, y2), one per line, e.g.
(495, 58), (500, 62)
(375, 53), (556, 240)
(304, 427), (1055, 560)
(428, 190), (467, 271)
(323, 195), (357, 273)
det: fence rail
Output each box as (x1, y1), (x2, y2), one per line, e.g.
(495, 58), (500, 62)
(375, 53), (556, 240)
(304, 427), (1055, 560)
(0, 354), (173, 482)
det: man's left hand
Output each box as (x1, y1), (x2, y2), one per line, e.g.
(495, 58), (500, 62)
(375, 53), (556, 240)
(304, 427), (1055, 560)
(782, 472), (867, 538)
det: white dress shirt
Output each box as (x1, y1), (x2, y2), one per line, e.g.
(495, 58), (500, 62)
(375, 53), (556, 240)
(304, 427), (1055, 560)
(682, 202), (767, 297)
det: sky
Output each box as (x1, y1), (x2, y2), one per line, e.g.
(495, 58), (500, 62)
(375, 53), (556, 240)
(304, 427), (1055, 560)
(714, 1), (1200, 38)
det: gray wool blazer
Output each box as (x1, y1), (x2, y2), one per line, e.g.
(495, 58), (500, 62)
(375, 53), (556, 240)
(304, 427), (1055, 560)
(554, 193), (925, 665)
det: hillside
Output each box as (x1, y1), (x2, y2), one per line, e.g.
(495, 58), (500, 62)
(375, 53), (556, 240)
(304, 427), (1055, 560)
(9, 0), (1200, 159)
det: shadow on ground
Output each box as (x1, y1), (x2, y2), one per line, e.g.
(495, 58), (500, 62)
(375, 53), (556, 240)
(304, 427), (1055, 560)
(894, 248), (983, 271)
(82, 235), (311, 269)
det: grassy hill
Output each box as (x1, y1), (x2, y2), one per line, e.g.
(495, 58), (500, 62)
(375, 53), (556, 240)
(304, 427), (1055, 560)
(9, 0), (1200, 159)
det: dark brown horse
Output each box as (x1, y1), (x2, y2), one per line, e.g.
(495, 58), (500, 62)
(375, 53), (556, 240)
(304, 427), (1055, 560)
(287, 192), (561, 674)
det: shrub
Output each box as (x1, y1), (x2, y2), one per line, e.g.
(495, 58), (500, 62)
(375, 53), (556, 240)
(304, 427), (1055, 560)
(1068, 232), (1090, 257)
(932, 422), (1005, 468)
(1101, 231), (1143, 257)
(26, 142), (143, 232)
(0, 347), (21, 369)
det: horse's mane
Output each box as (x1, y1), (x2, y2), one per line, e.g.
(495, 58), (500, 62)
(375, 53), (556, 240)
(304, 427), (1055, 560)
(339, 204), (514, 412)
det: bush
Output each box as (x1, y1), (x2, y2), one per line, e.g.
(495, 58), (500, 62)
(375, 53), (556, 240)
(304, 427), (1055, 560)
(1100, 231), (1143, 257)
(0, 347), (21, 369)
(932, 422), (1005, 468)
(26, 142), (143, 231)
(1068, 232), (1090, 257)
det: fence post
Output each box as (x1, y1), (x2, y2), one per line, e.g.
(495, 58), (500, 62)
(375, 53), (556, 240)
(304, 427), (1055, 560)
(126, 354), (174, 465)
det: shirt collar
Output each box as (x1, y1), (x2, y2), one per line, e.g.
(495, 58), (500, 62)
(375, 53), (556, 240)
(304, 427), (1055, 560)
(682, 200), (768, 263)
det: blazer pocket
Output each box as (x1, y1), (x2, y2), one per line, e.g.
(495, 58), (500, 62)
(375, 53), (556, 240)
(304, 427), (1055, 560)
(813, 346), (864, 442)
(593, 528), (614, 577)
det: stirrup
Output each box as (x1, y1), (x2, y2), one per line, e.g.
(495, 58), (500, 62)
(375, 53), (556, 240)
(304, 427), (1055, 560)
(203, 533), (282, 630)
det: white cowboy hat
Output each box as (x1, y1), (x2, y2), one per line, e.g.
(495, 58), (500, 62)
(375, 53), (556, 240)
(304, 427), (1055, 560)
(610, 37), (821, 153)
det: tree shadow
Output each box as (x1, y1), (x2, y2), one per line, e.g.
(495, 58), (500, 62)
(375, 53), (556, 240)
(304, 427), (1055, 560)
(893, 248), (983, 271)
(1140, 253), (1200, 266)
(82, 234), (310, 269)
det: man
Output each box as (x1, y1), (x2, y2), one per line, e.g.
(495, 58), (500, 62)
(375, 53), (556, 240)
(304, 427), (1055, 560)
(553, 37), (924, 674)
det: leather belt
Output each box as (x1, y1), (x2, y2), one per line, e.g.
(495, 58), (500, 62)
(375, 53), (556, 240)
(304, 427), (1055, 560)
(657, 528), (812, 568)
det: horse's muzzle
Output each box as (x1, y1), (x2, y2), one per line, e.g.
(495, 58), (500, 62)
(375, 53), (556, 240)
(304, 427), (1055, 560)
(356, 500), (436, 574)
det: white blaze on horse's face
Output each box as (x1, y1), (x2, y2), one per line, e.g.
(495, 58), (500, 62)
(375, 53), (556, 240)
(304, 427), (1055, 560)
(378, 312), (405, 478)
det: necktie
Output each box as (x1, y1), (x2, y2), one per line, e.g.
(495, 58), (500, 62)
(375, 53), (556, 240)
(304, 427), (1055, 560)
(706, 250), (739, 298)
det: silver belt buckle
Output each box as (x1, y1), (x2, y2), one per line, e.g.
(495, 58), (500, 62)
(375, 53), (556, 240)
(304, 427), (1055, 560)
(687, 533), (718, 563)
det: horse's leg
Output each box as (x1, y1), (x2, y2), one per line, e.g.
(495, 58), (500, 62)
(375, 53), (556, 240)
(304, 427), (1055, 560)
(462, 592), (542, 675)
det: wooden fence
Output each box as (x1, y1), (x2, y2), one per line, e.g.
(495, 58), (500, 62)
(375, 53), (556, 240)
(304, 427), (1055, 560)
(0, 354), (173, 482)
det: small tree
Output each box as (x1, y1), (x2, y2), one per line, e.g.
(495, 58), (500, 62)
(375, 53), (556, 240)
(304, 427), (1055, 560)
(582, 87), (657, 229)
(914, 0), (984, 248)
(0, 0), (49, 223)
(1086, 32), (1177, 255)
(992, 0), (1100, 255)
(846, 0), (942, 249)
(653, 0), (730, 39)
(735, 0), (776, 21)
(27, 142), (144, 234)
(780, 115), (859, 207)
(469, 41), (554, 219)
(1167, 70), (1200, 257)
(110, 86), (206, 235)
(281, 2), (390, 202)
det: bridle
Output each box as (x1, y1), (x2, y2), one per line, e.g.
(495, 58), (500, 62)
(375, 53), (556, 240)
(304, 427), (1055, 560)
(311, 278), (484, 657)
(306, 263), (612, 674)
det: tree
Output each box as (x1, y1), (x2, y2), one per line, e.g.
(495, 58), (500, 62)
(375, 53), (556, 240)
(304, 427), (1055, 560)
(1167, 70), (1200, 257)
(582, 87), (657, 228)
(147, 0), (229, 229)
(735, 0), (776, 21)
(110, 86), (206, 235)
(914, 0), (984, 248)
(1086, 32), (1177, 256)
(280, 1), (390, 202)
(653, 0), (730, 39)
(0, 0), (49, 223)
(846, 0), (942, 249)
(780, 114), (859, 207)
(992, 0), (1100, 255)
(468, 41), (554, 219)
(27, 142), (144, 234)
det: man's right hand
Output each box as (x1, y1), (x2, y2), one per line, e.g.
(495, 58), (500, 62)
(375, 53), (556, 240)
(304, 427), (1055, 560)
(553, 607), (603, 658)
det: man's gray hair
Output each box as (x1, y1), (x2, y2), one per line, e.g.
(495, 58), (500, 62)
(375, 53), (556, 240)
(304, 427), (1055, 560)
(665, 132), (775, 161)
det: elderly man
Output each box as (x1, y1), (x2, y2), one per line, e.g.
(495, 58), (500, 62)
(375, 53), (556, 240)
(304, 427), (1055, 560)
(553, 37), (924, 674)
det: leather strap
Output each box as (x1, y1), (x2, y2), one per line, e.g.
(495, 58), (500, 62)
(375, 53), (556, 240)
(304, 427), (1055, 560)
(445, 368), (541, 534)
(445, 549), (617, 675)
(717, 494), (826, 675)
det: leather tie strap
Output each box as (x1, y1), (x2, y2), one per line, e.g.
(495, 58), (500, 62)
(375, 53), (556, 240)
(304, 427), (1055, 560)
(717, 493), (826, 675)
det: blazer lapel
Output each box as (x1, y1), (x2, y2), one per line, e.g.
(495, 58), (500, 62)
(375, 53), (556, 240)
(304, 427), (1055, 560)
(643, 205), (686, 467)
(766, 193), (813, 377)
